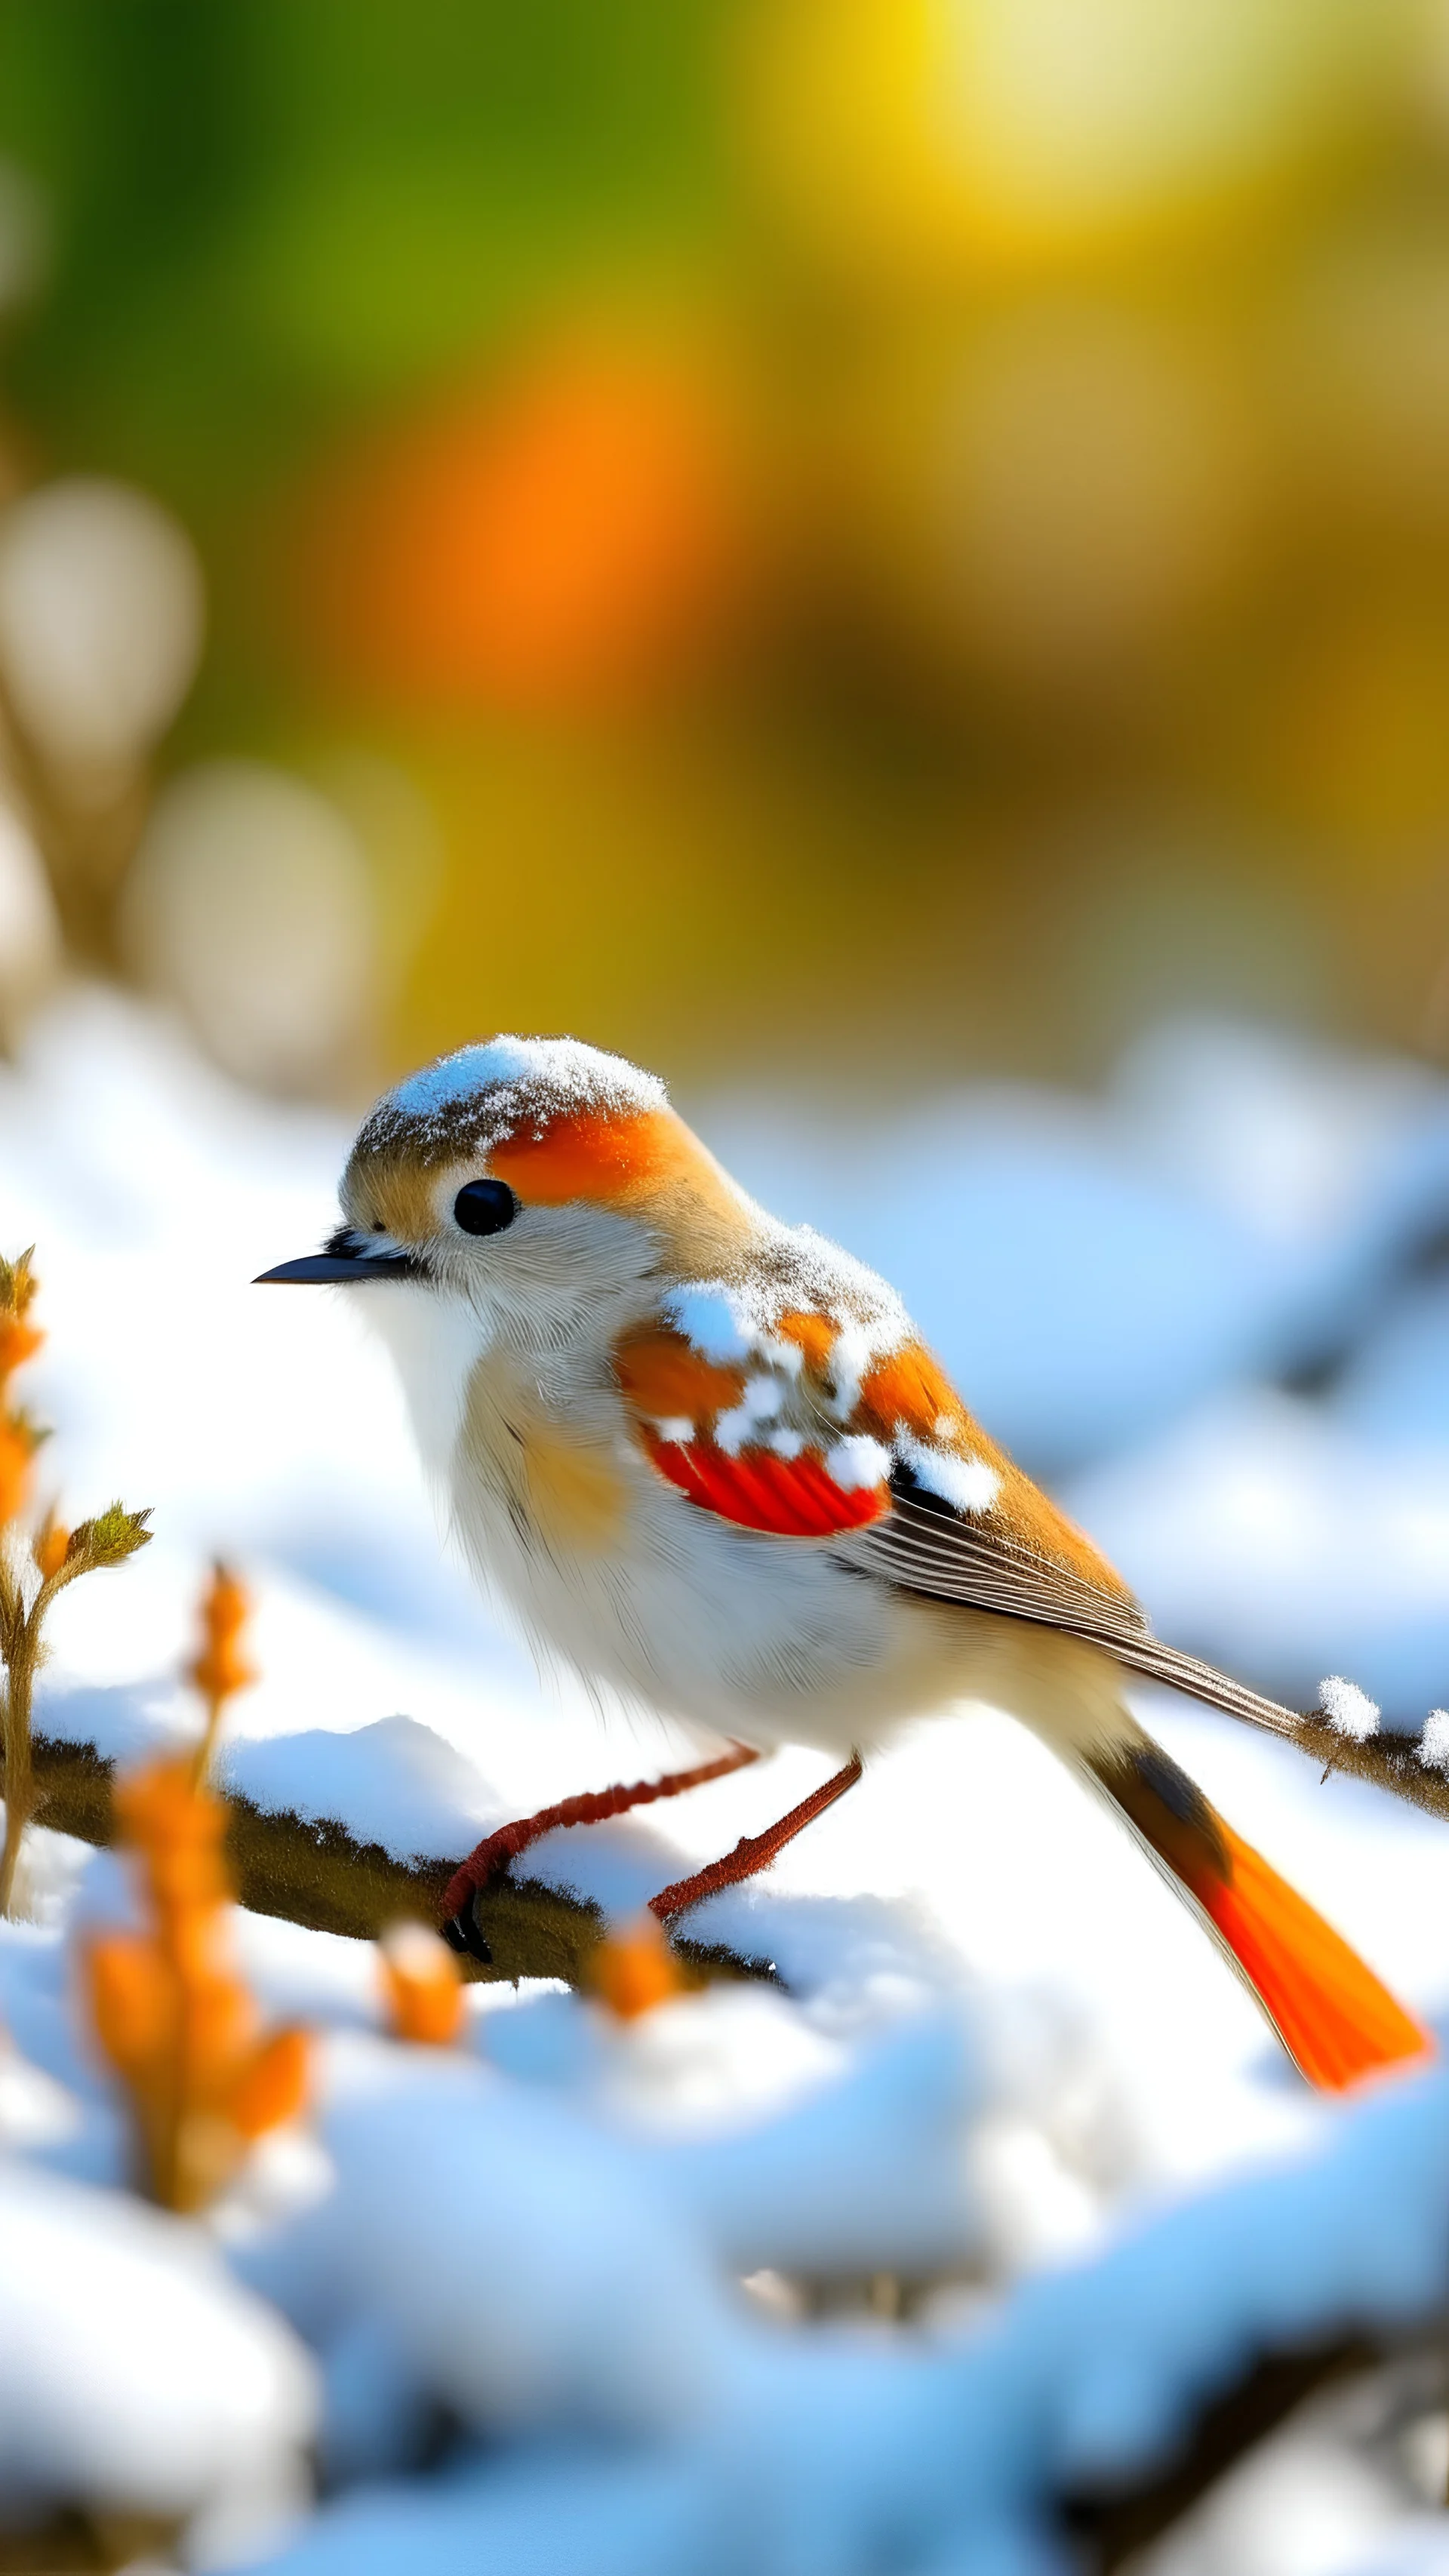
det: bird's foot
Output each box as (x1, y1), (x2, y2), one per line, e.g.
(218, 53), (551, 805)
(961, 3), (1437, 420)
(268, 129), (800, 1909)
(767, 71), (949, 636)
(438, 1743), (761, 1962)
(646, 1751), (863, 1922)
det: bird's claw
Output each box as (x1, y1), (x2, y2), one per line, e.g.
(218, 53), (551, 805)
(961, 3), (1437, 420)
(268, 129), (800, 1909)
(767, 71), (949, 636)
(439, 1898), (492, 1965)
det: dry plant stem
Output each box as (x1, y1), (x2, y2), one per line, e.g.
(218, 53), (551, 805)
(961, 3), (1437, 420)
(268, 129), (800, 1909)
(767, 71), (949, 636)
(0, 2503), (182, 2571)
(0, 1560), (65, 1914)
(0, 1512), (149, 1918)
(0, 1245), (152, 1915)
(191, 1685), (226, 1789)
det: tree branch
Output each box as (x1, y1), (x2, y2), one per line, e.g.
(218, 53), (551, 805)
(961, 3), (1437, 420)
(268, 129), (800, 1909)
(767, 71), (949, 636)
(11, 1731), (768, 1990)
(1060, 2323), (1441, 2570)
(1288, 1713), (1449, 1822)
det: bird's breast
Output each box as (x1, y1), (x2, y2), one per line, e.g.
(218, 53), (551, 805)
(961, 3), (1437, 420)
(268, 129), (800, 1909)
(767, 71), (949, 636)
(457, 1343), (634, 1564)
(435, 1331), (973, 1756)
(507, 1417), (632, 1557)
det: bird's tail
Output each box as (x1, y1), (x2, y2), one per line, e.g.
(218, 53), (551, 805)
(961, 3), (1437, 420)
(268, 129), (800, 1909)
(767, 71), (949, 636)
(1088, 1735), (1432, 2091)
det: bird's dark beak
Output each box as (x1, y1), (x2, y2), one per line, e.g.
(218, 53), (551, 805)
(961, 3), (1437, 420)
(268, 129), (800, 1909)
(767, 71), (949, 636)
(254, 1233), (423, 1285)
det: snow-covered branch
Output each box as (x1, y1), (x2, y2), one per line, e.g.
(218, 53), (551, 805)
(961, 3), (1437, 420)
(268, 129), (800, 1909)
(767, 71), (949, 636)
(14, 1728), (762, 1992)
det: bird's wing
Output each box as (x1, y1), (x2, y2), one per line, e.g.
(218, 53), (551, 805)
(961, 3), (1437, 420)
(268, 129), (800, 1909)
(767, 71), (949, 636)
(860, 1477), (1306, 1734)
(612, 1312), (894, 1537)
(858, 1470), (1154, 1649)
(613, 1299), (1315, 1737)
(614, 1299), (1147, 1634)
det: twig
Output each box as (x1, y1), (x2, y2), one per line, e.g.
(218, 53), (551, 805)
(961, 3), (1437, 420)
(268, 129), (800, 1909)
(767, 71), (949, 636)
(0, 1508), (150, 1916)
(1286, 1713), (1449, 1822)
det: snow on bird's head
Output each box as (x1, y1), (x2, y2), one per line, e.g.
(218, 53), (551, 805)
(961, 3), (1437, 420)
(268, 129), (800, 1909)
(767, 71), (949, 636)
(353, 1036), (671, 1190)
(341, 1034), (757, 1237)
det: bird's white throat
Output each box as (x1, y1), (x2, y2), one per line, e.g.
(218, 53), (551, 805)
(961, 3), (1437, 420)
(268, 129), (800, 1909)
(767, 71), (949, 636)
(355, 1277), (490, 1494)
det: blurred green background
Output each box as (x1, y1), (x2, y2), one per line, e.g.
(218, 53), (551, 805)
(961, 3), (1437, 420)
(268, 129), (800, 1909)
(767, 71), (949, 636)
(0, 0), (1448, 1099)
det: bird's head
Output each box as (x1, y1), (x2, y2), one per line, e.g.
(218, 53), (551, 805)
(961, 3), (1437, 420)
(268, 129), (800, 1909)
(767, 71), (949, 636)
(257, 1035), (754, 1344)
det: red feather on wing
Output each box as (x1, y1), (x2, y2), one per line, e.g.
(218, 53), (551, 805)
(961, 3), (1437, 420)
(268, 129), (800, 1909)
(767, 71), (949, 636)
(643, 1429), (889, 1537)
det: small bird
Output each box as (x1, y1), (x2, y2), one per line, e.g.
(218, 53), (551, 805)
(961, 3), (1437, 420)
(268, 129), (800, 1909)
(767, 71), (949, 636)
(259, 1035), (1430, 2091)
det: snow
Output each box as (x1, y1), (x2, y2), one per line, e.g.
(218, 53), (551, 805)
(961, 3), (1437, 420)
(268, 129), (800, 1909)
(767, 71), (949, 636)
(665, 1237), (911, 1377)
(895, 1426), (1002, 1513)
(368, 1032), (668, 1152)
(1321, 1676), (1382, 1741)
(232, 2057), (1449, 2576)
(243, 2036), (743, 2442)
(8, 990), (1449, 2568)
(715, 1368), (792, 1454)
(665, 1282), (755, 1362)
(218, 1714), (500, 1865)
(0, 2156), (313, 2554)
(823, 1433), (892, 1493)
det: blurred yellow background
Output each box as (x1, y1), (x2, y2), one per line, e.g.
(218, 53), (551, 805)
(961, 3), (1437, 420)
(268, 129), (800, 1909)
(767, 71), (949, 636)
(0, 0), (1448, 1097)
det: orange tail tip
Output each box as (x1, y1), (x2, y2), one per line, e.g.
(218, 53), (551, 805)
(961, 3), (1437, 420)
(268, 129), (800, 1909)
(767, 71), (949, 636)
(1093, 1741), (1434, 2094)
(1206, 1824), (1432, 2093)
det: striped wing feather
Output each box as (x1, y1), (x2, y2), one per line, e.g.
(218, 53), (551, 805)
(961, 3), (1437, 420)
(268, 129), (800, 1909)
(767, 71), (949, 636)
(858, 1479), (1307, 1743)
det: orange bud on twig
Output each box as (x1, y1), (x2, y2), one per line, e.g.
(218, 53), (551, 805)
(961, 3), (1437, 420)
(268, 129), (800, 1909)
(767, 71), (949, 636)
(32, 1519), (68, 1581)
(0, 1248), (41, 1402)
(0, 1313), (41, 1390)
(0, 1416), (35, 1530)
(379, 1919), (464, 2047)
(0, 1249), (149, 1921)
(189, 1562), (255, 1785)
(230, 2024), (309, 2140)
(590, 1913), (688, 2021)
(84, 1753), (309, 2211)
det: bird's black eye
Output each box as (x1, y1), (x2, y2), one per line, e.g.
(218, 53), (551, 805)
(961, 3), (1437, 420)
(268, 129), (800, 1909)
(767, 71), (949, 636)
(453, 1179), (518, 1237)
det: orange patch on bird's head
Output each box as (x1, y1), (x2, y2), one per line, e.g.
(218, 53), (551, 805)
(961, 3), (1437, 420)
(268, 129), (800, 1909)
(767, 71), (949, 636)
(349, 1033), (681, 1211)
(489, 1105), (698, 1206)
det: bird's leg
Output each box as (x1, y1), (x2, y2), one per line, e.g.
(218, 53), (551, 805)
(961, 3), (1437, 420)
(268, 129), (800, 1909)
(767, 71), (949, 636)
(440, 1742), (761, 1959)
(647, 1751), (863, 1924)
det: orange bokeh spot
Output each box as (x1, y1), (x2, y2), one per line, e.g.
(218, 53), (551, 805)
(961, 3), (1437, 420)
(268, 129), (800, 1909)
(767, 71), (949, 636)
(590, 1913), (687, 2020)
(189, 1562), (255, 1710)
(32, 1521), (69, 1580)
(300, 343), (749, 711)
(0, 1416), (34, 1528)
(0, 1312), (42, 1386)
(379, 1921), (465, 2048)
